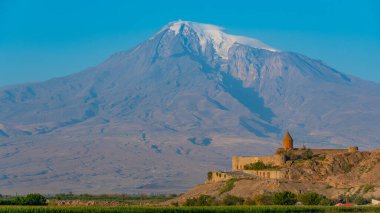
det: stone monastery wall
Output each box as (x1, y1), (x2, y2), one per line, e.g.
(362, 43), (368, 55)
(232, 154), (285, 171)
(243, 170), (284, 179)
(206, 171), (233, 183)
(206, 170), (284, 183)
(208, 132), (360, 183)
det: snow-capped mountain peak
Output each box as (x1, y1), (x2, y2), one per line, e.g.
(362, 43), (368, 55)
(166, 20), (278, 59)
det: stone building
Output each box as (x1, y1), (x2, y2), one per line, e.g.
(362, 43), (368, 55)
(231, 131), (359, 172)
(231, 132), (293, 171)
(207, 131), (360, 183)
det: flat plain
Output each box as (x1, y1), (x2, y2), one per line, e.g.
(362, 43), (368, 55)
(1, 206), (380, 213)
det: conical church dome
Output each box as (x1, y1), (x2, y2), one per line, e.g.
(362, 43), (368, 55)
(282, 131), (294, 151)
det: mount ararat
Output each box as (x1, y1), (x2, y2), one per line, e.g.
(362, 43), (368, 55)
(1, 21), (380, 194)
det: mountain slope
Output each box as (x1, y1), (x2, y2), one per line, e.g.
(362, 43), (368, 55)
(165, 149), (380, 204)
(0, 21), (380, 194)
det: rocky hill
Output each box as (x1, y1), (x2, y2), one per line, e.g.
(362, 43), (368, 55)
(166, 149), (380, 204)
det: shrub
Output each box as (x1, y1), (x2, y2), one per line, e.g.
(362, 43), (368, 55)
(20, 194), (47, 205)
(244, 161), (277, 170)
(184, 195), (216, 206)
(285, 150), (314, 161)
(300, 149), (313, 160)
(351, 195), (370, 205)
(338, 194), (370, 205)
(0, 194), (47, 206)
(222, 195), (244, 206)
(342, 163), (352, 173)
(252, 194), (273, 205)
(362, 184), (375, 193)
(315, 155), (326, 161)
(298, 192), (323, 205)
(170, 201), (179, 207)
(243, 198), (256, 205)
(244, 161), (267, 170)
(219, 178), (236, 195)
(272, 191), (297, 205)
(285, 152), (299, 161)
(0, 199), (17, 205)
(319, 198), (335, 206)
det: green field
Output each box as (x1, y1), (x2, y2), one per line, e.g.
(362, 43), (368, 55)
(0, 194), (177, 206)
(0, 206), (380, 213)
(48, 194), (177, 205)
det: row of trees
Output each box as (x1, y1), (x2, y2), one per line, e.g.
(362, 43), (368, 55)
(0, 194), (47, 205)
(184, 191), (370, 206)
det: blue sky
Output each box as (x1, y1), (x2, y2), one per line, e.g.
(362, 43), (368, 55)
(0, 0), (379, 86)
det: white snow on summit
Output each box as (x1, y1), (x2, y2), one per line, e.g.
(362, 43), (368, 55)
(167, 21), (278, 59)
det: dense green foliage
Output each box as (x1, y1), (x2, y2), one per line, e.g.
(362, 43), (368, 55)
(52, 193), (176, 202)
(183, 191), (368, 207)
(319, 198), (336, 206)
(298, 192), (324, 205)
(252, 194), (273, 205)
(243, 198), (256, 205)
(285, 149), (314, 161)
(0, 194), (177, 206)
(271, 191), (297, 205)
(221, 195), (244, 206)
(243, 161), (277, 170)
(18, 194), (47, 205)
(338, 194), (370, 205)
(296, 192), (334, 206)
(1, 206), (380, 213)
(50, 193), (177, 205)
(184, 195), (216, 206)
(0, 194), (46, 205)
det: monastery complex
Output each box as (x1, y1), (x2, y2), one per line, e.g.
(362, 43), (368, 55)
(208, 131), (359, 183)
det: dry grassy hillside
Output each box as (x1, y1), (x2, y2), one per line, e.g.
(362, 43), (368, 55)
(166, 149), (380, 204)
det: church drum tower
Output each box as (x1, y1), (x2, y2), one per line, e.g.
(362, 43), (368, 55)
(282, 131), (294, 151)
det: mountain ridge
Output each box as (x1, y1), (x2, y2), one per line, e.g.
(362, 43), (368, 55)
(0, 21), (380, 194)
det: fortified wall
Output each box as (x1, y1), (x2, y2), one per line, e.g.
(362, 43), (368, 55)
(290, 148), (353, 156)
(206, 169), (284, 183)
(243, 170), (284, 179)
(207, 131), (359, 183)
(206, 171), (233, 183)
(231, 131), (294, 171)
(231, 131), (358, 172)
(232, 154), (285, 171)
